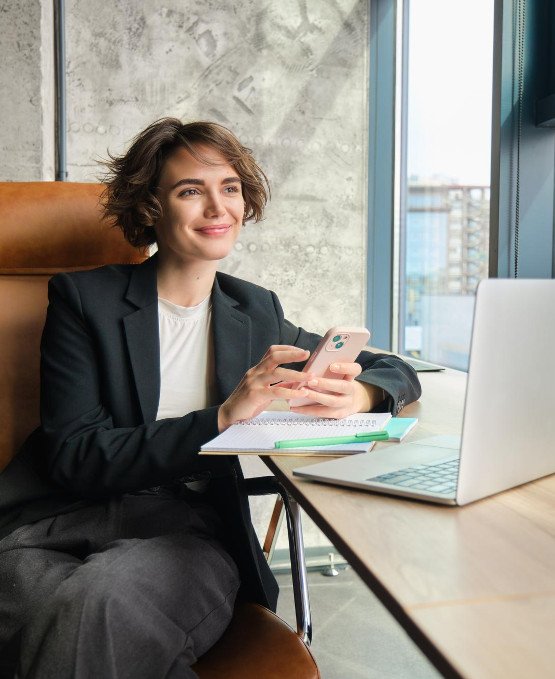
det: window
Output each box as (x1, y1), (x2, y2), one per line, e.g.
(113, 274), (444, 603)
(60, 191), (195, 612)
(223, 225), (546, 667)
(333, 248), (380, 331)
(397, 0), (495, 370)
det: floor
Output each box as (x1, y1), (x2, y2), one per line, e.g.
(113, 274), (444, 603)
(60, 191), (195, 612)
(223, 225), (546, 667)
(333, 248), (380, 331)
(274, 566), (441, 679)
(242, 455), (441, 679)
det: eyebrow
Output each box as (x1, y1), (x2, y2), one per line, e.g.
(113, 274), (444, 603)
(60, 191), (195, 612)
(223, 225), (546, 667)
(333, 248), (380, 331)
(169, 176), (242, 191)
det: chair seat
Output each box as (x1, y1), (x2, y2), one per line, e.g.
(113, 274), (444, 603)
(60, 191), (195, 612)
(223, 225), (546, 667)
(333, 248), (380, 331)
(192, 601), (320, 679)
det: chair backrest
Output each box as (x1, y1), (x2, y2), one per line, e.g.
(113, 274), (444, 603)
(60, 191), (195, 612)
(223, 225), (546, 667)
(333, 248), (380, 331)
(0, 182), (147, 472)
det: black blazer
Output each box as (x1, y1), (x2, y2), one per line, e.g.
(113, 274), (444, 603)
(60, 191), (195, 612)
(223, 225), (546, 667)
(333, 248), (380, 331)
(0, 255), (421, 608)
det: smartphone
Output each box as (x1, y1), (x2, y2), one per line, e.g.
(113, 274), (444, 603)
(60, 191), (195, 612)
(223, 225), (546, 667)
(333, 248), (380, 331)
(289, 326), (371, 407)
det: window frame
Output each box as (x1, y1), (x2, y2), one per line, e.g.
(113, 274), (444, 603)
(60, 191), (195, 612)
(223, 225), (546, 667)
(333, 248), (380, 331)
(368, 0), (555, 359)
(366, 0), (399, 351)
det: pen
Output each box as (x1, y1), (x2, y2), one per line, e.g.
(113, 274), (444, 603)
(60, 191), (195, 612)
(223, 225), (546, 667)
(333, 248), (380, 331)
(274, 430), (389, 449)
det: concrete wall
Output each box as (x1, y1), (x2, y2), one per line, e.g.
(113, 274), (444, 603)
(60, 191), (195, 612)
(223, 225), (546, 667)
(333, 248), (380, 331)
(1, 0), (370, 332)
(0, 0), (55, 180)
(1, 0), (371, 551)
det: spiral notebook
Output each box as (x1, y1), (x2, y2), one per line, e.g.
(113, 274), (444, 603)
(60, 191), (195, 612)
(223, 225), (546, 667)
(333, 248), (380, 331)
(200, 411), (392, 456)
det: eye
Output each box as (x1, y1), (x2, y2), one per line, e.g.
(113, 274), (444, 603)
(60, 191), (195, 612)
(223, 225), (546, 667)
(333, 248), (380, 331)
(178, 188), (200, 198)
(224, 185), (241, 194)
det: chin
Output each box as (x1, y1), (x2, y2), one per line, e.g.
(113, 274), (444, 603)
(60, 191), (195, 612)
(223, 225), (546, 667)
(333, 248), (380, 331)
(203, 245), (236, 261)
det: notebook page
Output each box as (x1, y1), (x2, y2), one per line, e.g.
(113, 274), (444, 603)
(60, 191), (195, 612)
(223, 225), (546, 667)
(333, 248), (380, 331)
(201, 411), (392, 454)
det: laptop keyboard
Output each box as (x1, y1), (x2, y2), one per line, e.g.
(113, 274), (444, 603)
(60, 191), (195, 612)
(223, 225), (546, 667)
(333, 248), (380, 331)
(366, 458), (459, 495)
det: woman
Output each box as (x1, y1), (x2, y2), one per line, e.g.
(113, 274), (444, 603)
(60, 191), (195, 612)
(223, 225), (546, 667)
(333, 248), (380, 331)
(0, 119), (421, 678)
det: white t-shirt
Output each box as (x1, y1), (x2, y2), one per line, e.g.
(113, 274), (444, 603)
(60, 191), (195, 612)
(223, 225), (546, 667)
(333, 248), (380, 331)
(156, 295), (216, 421)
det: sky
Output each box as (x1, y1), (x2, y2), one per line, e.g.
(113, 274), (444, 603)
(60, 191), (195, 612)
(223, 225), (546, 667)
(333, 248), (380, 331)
(407, 0), (495, 186)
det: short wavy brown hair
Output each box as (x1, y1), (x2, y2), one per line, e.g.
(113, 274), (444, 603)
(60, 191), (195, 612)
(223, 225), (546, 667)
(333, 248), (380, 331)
(101, 118), (270, 248)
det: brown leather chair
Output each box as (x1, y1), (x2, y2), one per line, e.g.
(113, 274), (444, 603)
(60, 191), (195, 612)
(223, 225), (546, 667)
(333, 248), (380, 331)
(0, 182), (320, 679)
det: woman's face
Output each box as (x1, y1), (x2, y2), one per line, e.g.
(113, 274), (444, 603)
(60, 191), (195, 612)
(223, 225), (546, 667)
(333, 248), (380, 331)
(154, 145), (245, 266)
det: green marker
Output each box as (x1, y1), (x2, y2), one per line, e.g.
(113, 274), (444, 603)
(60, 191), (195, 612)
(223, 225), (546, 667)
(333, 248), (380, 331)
(274, 430), (389, 449)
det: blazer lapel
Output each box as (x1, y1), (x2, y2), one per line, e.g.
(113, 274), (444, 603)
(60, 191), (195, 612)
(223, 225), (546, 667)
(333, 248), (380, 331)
(121, 259), (253, 418)
(212, 275), (252, 401)
(123, 255), (161, 422)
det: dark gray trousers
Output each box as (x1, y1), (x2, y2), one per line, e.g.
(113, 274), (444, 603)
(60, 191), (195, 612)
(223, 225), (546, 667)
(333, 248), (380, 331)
(0, 489), (240, 679)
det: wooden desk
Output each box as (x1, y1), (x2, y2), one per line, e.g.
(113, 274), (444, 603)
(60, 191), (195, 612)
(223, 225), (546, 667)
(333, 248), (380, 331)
(265, 369), (555, 679)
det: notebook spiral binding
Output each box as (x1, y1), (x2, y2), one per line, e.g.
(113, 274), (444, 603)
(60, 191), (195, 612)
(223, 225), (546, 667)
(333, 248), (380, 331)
(235, 417), (380, 427)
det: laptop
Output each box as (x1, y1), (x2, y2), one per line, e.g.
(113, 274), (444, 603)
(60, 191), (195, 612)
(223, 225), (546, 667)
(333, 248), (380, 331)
(293, 279), (555, 506)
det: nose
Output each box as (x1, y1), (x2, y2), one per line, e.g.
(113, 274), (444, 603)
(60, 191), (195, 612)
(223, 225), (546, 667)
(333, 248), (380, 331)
(204, 191), (226, 218)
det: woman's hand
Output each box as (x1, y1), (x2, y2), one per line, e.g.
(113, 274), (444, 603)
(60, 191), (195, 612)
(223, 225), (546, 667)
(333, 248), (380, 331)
(289, 362), (384, 419)
(217, 345), (313, 431)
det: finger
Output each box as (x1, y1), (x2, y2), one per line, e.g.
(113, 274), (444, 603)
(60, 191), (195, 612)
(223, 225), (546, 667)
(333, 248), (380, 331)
(273, 380), (295, 389)
(290, 404), (348, 419)
(272, 367), (314, 383)
(261, 344), (308, 356)
(269, 385), (310, 399)
(261, 346), (310, 371)
(328, 362), (362, 377)
(263, 370), (314, 390)
(296, 388), (345, 407)
(247, 349), (309, 383)
(304, 377), (354, 395)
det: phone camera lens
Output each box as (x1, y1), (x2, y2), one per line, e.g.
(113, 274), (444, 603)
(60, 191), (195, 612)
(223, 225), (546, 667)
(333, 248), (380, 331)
(335, 341), (344, 349)
(332, 335), (341, 342)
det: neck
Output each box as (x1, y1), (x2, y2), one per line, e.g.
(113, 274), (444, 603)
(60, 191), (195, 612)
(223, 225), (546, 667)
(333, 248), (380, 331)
(156, 256), (217, 307)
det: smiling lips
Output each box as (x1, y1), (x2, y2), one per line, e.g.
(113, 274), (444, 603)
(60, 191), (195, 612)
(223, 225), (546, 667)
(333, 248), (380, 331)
(196, 224), (232, 236)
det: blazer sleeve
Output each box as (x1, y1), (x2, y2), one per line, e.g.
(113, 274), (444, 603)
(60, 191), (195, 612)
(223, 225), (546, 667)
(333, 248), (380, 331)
(36, 275), (228, 498)
(271, 292), (421, 415)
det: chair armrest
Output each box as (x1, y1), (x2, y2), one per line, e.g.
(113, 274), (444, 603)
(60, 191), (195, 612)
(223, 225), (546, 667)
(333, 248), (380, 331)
(243, 475), (282, 496)
(245, 476), (312, 645)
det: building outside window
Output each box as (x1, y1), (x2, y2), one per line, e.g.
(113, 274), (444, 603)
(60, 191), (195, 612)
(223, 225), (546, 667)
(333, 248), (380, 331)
(398, 0), (495, 370)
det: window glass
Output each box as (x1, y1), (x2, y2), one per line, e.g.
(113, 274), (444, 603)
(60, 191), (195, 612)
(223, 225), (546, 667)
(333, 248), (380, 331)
(399, 0), (494, 370)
